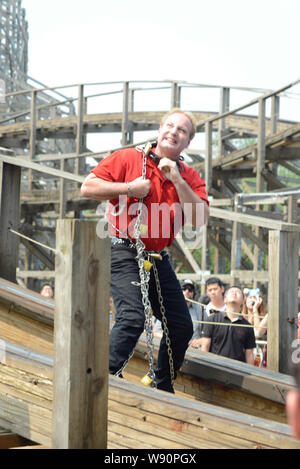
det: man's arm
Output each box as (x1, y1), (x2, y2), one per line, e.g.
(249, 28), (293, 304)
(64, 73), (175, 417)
(200, 337), (211, 352)
(80, 173), (151, 200)
(173, 176), (209, 227)
(245, 348), (255, 365)
(158, 158), (209, 227)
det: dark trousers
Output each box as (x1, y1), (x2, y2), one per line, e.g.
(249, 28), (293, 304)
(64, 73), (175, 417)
(109, 244), (193, 393)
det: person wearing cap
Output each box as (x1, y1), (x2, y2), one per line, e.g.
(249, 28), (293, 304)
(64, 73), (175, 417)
(81, 109), (209, 393)
(153, 279), (208, 349)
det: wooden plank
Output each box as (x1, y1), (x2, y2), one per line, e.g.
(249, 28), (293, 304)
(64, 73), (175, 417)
(204, 121), (212, 190)
(0, 302), (53, 355)
(0, 391), (52, 448)
(0, 163), (21, 282)
(267, 230), (299, 373)
(123, 354), (288, 424)
(75, 85), (85, 174)
(0, 154), (84, 183)
(12, 445), (49, 449)
(132, 336), (296, 404)
(122, 81), (130, 146)
(256, 97), (266, 193)
(28, 90), (37, 191)
(210, 207), (300, 232)
(0, 276), (54, 324)
(0, 432), (35, 449)
(52, 220), (110, 449)
(109, 376), (300, 449)
(16, 270), (55, 280)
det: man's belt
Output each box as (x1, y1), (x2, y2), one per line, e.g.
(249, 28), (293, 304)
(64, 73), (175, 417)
(110, 236), (168, 259)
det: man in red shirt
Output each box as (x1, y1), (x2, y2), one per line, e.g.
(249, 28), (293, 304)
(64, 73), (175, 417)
(81, 109), (209, 393)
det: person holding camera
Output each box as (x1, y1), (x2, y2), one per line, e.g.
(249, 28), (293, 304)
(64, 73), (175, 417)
(242, 288), (268, 338)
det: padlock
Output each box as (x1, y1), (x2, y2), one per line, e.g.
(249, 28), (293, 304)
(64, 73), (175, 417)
(139, 224), (148, 236)
(141, 373), (153, 386)
(143, 260), (153, 272)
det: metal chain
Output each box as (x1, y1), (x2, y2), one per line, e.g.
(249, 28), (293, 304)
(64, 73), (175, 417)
(133, 142), (157, 386)
(112, 142), (174, 388)
(152, 261), (175, 386)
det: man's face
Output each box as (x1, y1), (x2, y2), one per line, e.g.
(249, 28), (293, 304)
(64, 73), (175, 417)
(156, 113), (192, 160)
(206, 283), (224, 303)
(225, 287), (244, 308)
(182, 285), (194, 300)
(41, 285), (53, 298)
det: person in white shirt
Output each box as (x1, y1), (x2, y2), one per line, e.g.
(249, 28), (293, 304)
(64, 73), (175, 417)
(205, 277), (226, 316)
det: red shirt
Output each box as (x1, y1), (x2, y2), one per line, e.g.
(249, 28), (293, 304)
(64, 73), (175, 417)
(92, 147), (209, 252)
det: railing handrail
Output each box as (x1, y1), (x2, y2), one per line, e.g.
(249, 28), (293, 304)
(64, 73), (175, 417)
(0, 78), (278, 101)
(1, 78), (299, 131)
(205, 77), (300, 125)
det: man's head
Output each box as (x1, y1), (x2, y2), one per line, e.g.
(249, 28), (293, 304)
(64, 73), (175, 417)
(156, 109), (196, 160)
(224, 286), (244, 311)
(181, 278), (196, 300)
(40, 284), (54, 299)
(205, 277), (224, 303)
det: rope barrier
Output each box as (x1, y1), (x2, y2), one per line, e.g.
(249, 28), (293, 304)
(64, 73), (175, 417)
(9, 228), (57, 254)
(184, 297), (268, 329)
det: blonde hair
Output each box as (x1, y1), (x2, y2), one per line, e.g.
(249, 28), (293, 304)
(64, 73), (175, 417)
(160, 108), (197, 140)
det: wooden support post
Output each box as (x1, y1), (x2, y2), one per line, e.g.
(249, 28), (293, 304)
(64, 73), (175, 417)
(0, 161), (21, 283)
(256, 97), (266, 193)
(218, 87), (230, 159)
(59, 156), (67, 219)
(171, 82), (181, 108)
(205, 120), (212, 193)
(231, 194), (241, 285)
(75, 85), (85, 174)
(53, 220), (110, 449)
(267, 229), (299, 374)
(201, 224), (209, 295)
(254, 99), (266, 286)
(28, 90), (37, 191)
(271, 95), (280, 135)
(122, 81), (132, 146)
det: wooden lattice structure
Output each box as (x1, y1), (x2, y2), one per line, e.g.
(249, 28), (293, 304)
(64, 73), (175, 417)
(0, 0), (28, 112)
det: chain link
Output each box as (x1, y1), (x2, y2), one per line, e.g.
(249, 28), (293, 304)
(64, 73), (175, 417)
(133, 142), (157, 386)
(152, 261), (175, 386)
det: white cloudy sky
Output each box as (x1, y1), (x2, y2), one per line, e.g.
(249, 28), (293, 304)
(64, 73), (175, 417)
(22, 0), (300, 90)
(21, 0), (299, 152)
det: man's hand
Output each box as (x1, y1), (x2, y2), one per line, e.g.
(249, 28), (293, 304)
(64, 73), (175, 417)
(189, 338), (202, 349)
(129, 176), (151, 198)
(158, 158), (181, 184)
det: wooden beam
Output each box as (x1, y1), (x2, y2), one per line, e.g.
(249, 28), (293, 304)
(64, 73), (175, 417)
(218, 87), (230, 159)
(28, 90), (37, 191)
(0, 154), (84, 183)
(267, 230), (299, 373)
(122, 81), (131, 146)
(0, 163), (21, 282)
(75, 84), (84, 174)
(52, 220), (110, 449)
(205, 121), (213, 192)
(210, 207), (300, 232)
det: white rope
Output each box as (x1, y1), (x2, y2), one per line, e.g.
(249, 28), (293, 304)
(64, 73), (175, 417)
(185, 297), (268, 329)
(9, 228), (57, 254)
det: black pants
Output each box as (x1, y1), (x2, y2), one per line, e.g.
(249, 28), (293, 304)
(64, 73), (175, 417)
(109, 244), (193, 393)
